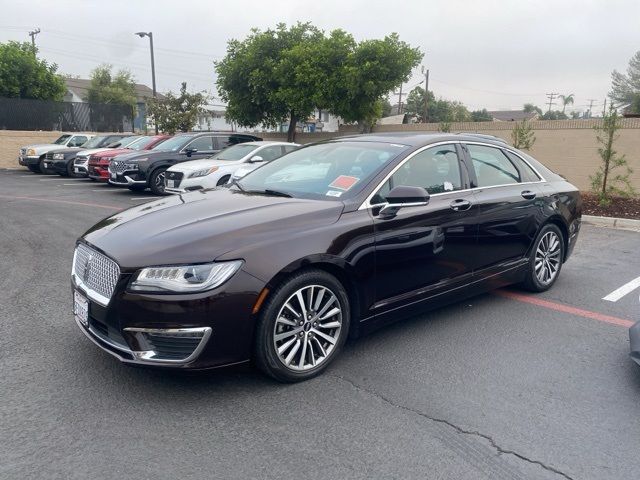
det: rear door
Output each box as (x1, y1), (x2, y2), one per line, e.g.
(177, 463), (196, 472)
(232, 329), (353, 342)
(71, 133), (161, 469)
(461, 142), (543, 275)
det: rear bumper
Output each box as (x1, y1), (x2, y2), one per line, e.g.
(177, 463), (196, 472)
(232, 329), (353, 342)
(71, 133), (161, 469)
(630, 321), (640, 366)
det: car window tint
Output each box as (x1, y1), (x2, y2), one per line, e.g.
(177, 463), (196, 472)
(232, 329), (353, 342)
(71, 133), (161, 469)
(70, 136), (87, 147)
(373, 144), (462, 203)
(468, 144), (521, 187)
(505, 150), (541, 182)
(283, 145), (299, 154)
(187, 136), (213, 151)
(259, 146), (284, 161)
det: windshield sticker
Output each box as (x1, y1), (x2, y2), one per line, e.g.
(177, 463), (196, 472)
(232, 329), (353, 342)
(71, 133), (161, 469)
(329, 175), (359, 191)
(326, 190), (343, 197)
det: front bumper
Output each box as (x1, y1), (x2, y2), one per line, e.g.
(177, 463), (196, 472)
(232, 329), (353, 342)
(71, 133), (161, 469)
(88, 163), (110, 181)
(18, 155), (39, 166)
(72, 266), (264, 369)
(74, 159), (88, 176)
(630, 321), (640, 366)
(108, 169), (146, 187)
(51, 158), (71, 175)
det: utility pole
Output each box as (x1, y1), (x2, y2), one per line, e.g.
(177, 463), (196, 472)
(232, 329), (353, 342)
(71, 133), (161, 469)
(546, 92), (559, 113)
(28, 28), (40, 51)
(586, 99), (597, 118)
(395, 83), (404, 115)
(422, 65), (429, 122)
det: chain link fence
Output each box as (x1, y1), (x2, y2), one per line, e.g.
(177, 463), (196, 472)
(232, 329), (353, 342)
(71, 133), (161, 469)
(0, 97), (134, 132)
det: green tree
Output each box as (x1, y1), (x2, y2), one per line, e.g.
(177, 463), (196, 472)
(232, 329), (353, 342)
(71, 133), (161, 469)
(0, 41), (65, 100)
(147, 82), (208, 134)
(523, 103), (543, 116)
(558, 94), (574, 114)
(540, 110), (568, 120)
(471, 109), (492, 122)
(590, 105), (635, 206)
(405, 86), (470, 123)
(86, 64), (137, 109)
(609, 50), (640, 113)
(216, 24), (421, 139)
(511, 120), (536, 150)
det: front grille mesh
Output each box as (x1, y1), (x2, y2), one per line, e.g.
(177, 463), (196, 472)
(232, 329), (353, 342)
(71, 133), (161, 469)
(73, 244), (120, 302)
(110, 161), (129, 174)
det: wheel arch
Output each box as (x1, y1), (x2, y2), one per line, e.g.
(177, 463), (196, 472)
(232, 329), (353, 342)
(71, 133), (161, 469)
(540, 215), (570, 262)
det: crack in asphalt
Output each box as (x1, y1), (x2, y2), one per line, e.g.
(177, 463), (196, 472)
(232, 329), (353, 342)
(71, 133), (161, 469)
(330, 373), (575, 480)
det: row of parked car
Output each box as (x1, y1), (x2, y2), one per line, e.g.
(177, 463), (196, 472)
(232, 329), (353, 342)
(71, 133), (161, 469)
(18, 132), (301, 195)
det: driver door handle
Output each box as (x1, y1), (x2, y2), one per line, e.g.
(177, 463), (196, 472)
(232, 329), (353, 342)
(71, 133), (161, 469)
(521, 190), (536, 200)
(450, 199), (472, 212)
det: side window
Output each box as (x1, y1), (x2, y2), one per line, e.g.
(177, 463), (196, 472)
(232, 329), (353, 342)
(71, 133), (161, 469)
(505, 151), (541, 182)
(215, 136), (232, 149)
(258, 146), (284, 162)
(283, 145), (299, 154)
(372, 144), (462, 203)
(467, 144), (520, 187)
(69, 136), (87, 147)
(186, 136), (214, 152)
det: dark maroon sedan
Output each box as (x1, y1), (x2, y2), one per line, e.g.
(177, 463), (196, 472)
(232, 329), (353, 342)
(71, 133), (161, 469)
(72, 133), (581, 382)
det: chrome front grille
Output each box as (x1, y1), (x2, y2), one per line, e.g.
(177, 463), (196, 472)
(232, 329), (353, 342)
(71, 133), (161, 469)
(45, 152), (54, 160)
(73, 244), (120, 305)
(20, 148), (26, 155)
(110, 161), (129, 174)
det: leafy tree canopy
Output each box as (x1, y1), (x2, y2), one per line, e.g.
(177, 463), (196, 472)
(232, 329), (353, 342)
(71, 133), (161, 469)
(147, 82), (208, 134)
(0, 41), (66, 100)
(216, 23), (422, 140)
(86, 64), (137, 109)
(405, 86), (471, 123)
(609, 50), (640, 112)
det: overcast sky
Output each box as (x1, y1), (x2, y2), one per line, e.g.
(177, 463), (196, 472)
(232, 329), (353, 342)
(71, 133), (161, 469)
(2, 0), (639, 113)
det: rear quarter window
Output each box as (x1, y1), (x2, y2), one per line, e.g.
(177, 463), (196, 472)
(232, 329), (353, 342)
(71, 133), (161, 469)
(504, 150), (541, 182)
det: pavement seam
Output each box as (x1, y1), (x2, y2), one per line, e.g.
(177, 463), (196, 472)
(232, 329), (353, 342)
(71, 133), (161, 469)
(330, 373), (575, 480)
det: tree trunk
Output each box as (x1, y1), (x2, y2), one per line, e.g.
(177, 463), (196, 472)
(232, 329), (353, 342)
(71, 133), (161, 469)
(287, 111), (297, 143)
(358, 120), (372, 134)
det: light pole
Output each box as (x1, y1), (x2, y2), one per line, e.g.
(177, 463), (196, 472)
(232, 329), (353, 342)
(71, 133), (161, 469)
(421, 65), (429, 123)
(135, 31), (157, 133)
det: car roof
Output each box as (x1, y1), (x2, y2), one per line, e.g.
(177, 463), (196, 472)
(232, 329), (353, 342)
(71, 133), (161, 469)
(239, 141), (299, 146)
(332, 132), (509, 148)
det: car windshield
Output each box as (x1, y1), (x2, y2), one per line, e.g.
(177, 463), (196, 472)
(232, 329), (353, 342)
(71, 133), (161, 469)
(151, 135), (192, 152)
(81, 136), (108, 149)
(211, 144), (260, 160)
(125, 136), (156, 151)
(238, 141), (408, 201)
(54, 135), (71, 145)
(117, 136), (142, 148)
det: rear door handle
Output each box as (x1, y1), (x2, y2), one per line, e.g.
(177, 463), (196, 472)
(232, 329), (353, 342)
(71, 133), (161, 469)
(450, 199), (472, 212)
(521, 190), (536, 200)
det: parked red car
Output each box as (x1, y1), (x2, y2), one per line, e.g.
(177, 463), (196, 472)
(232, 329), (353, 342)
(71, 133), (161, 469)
(88, 135), (171, 182)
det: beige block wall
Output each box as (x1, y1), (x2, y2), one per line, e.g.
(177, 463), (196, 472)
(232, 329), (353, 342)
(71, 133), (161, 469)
(0, 131), (64, 168)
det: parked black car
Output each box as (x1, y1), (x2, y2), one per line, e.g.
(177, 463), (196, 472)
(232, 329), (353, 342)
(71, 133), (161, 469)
(108, 132), (262, 194)
(43, 134), (138, 177)
(73, 133), (582, 382)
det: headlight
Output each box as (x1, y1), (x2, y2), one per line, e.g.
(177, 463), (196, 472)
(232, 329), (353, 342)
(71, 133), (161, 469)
(27, 149), (36, 156)
(124, 163), (139, 170)
(129, 260), (243, 293)
(53, 153), (65, 160)
(189, 167), (218, 178)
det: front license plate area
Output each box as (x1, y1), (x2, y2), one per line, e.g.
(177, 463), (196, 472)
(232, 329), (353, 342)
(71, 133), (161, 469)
(166, 180), (176, 188)
(74, 290), (89, 326)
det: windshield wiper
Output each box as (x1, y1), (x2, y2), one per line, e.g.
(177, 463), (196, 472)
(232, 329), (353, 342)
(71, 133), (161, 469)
(263, 189), (292, 198)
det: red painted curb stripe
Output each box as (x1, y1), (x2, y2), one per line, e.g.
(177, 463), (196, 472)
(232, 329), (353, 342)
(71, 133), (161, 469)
(495, 290), (634, 328)
(0, 194), (122, 211)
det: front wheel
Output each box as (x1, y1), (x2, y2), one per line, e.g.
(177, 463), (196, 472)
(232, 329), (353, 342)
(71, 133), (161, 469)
(521, 224), (564, 292)
(216, 175), (231, 186)
(255, 269), (350, 382)
(149, 168), (167, 195)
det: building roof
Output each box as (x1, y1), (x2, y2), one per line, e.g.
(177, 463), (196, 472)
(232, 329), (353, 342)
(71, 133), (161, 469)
(64, 77), (161, 103)
(487, 110), (538, 122)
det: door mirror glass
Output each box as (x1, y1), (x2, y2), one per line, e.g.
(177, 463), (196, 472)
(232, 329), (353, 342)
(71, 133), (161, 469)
(249, 155), (263, 163)
(184, 148), (198, 156)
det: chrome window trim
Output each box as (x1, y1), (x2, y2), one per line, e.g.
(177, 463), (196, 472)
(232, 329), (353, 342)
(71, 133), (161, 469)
(358, 140), (547, 211)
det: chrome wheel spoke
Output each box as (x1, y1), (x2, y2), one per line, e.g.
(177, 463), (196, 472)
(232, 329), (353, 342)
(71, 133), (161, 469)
(272, 284), (343, 372)
(535, 231), (561, 285)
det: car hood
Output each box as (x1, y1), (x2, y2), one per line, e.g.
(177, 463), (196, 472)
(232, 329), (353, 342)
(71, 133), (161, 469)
(82, 188), (344, 270)
(24, 144), (68, 153)
(98, 148), (132, 158)
(75, 148), (114, 157)
(168, 158), (243, 172)
(118, 150), (179, 162)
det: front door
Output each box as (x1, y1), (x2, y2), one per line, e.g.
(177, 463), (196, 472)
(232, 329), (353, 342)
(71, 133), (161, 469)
(371, 143), (478, 316)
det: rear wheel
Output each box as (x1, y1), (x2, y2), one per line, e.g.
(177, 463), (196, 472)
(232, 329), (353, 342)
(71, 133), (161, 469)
(216, 175), (231, 186)
(255, 269), (350, 382)
(149, 168), (167, 195)
(521, 224), (564, 292)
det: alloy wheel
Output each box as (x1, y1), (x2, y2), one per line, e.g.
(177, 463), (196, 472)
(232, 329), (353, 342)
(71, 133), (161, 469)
(534, 231), (561, 285)
(272, 285), (343, 371)
(155, 171), (166, 192)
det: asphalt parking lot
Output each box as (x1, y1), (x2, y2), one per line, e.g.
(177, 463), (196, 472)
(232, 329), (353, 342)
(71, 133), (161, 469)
(1, 167), (639, 480)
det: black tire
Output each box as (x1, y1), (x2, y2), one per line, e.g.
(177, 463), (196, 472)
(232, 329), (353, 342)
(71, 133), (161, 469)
(520, 223), (565, 292)
(127, 184), (146, 192)
(254, 269), (350, 382)
(216, 175), (231, 186)
(27, 165), (40, 173)
(149, 168), (167, 195)
(66, 160), (74, 177)
(38, 157), (49, 174)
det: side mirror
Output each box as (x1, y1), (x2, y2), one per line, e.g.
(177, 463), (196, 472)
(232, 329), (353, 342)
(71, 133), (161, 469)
(184, 148), (198, 157)
(249, 155), (263, 163)
(379, 185), (429, 219)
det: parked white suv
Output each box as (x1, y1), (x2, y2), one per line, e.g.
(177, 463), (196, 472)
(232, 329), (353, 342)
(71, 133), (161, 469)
(18, 133), (94, 173)
(164, 141), (299, 194)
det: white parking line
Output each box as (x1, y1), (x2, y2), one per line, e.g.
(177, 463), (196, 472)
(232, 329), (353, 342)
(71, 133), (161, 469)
(130, 197), (156, 201)
(61, 183), (88, 186)
(603, 276), (640, 302)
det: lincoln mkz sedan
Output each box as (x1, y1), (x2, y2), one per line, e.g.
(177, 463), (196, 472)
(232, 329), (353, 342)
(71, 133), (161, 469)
(72, 133), (581, 382)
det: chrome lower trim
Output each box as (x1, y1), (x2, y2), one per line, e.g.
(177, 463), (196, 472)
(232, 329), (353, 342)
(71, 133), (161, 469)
(72, 273), (111, 307)
(125, 175), (146, 185)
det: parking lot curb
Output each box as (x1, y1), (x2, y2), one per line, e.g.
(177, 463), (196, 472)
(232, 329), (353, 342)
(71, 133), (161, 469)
(582, 214), (640, 232)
